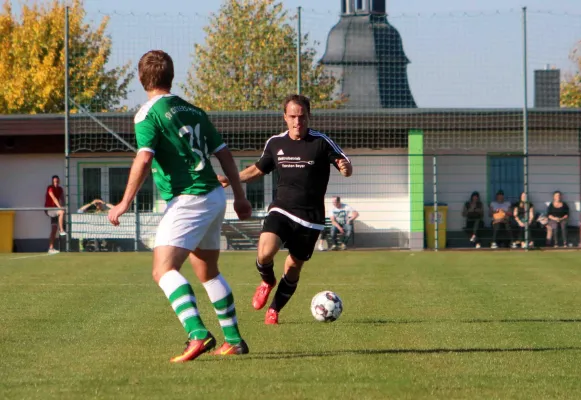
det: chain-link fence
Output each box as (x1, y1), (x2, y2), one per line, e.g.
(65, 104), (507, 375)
(2, 2), (581, 252)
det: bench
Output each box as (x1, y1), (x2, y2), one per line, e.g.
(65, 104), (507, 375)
(320, 218), (355, 248)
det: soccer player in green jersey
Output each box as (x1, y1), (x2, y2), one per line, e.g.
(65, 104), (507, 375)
(108, 50), (253, 362)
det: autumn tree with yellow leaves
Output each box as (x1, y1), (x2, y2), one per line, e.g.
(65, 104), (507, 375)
(561, 41), (581, 108)
(182, 0), (344, 111)
(0, 0), (133, 114)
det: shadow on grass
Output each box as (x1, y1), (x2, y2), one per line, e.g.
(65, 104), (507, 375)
(199, 346), (581, 362)
(347, 318), (581, 325)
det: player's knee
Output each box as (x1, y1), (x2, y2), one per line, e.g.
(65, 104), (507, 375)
(257, 252), (274, 266)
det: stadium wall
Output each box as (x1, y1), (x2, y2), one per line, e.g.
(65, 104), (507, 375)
(4, 150), (411, 251)
(423, 130), (581, 234)
(0, 154), (65, 251)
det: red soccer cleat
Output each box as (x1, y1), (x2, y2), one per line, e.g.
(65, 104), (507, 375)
(252, 281), (275, 310)
(213, 340), (250, 356)
(265, 308), (279, 325)
(169, 333), (216, 363)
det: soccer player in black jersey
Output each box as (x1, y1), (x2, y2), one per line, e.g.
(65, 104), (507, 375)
(238, 94), (352, 324)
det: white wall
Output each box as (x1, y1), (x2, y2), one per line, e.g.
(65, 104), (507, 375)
(214, 151), (410, 236)
(423, 129), (581, 231)
(0, 154), (64, 239)
(424, 155), (488, 231)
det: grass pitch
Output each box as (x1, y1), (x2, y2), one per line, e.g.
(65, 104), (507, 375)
(2, 250), (581, 399)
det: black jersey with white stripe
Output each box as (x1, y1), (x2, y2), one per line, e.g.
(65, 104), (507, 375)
(255, 129), (349, 228)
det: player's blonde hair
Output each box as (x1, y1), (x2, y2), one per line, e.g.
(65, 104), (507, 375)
(138, 50), (174, 91)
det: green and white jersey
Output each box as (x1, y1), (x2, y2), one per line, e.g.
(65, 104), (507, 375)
(134, 94), (224, 201)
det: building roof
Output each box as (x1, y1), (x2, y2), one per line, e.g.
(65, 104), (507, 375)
(1, 108), (580, 153)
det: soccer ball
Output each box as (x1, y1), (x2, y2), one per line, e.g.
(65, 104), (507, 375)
(310, 291), (343, 322)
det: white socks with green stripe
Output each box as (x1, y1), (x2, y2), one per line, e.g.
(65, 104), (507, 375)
(158, 270), (242, 345)
(202, 274), (243, 345)
(158, 270), (209, 340)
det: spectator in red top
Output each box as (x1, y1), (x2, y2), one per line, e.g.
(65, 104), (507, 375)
(45, 175), (66, 253)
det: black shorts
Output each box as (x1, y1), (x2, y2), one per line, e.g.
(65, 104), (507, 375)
(262, 211), (322, 261)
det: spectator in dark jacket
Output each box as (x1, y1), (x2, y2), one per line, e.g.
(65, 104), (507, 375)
(546, 190), (569, 247)
(462, 191), (484, 248)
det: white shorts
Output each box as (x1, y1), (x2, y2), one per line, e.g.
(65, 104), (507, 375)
(154, 186), (226, 251)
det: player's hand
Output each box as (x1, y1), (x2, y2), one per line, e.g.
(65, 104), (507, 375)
(108, 202), (130, 226)
(217, 174), (230, 188)
(337, 159), (352, 177)
(233, 198), (253, 221)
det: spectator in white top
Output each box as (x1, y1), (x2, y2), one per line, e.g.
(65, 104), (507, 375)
(326, 196), (358, 251)
(490, 189), (514, 249)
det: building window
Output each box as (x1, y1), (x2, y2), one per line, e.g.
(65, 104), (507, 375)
(79, 164), (155, 212)
(356, 0), (364, 10)
(82, 168), (101, 205)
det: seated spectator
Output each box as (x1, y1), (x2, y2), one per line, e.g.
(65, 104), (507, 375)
(513, 191), (534, 248)
(462, 191), (484, 248)
(328, 196), (358, 251)
(77, 199), (113, 214)
(546, 190), (569, 247)
(490, 190), (514, 249)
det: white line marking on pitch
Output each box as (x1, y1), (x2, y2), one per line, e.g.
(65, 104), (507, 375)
(8, 253), (54, 260)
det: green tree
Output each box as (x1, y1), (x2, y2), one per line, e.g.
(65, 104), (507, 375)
(0, 0), (133, 114)
(561, 41), (581, 108)
(182, 0), (343, 111)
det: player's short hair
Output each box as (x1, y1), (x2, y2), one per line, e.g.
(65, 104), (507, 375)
(334, 196), (341, 202)
(51, 175), (59, 181)
(283, 94), (311, 115)
(138, 50), (174, 91)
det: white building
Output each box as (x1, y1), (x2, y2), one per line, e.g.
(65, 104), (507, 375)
(1, 109), (580, 252)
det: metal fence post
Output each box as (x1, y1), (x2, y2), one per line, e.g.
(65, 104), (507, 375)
(522, 7), (530, 251)
(433, 155), (439, 251)
(296, 6), (302, 95)
(64, 6), (71, 252)
(134, 198), (140, 252)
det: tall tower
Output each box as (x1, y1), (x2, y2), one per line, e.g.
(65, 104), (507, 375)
(321, 0), (417, 108)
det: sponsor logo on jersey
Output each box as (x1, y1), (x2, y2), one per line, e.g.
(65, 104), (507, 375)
(277, 149), (284, 155)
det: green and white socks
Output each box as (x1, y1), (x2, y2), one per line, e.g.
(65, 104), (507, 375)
(159, 270), (208, 340)
(203, 274), (242, 345)
(158, 270), (242, 345)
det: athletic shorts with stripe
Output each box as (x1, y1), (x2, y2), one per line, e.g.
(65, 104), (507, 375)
(262, 211), (321, 261)
(155, 186), (226, 251)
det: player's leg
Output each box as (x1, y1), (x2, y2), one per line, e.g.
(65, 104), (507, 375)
(189, 249), (248, 355)
(330, 225), (339, 250)
(191, 190), (248, 355)
(560, 220), (568, 246)
(153, 195), (218, 362)
(252, 213), (290, 310)
(46, 212), (58, 253)
(342, 223), (353, 249)
(265, 226), (320, 324)
(57, 210), (66, 235)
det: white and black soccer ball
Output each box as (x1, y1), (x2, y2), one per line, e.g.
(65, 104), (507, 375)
(310, 291), (343, 322)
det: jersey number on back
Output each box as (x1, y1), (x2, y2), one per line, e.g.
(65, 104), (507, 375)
(179, 124), (209, 171)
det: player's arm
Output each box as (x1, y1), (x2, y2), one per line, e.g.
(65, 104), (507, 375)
(109, 151), (153, 226)
(240, 138), (275, 183)
(214, 148), (246, 200)
(240, 165), (266, 184)
(324, 136), (352, 177)
(48, 188), (62, 208)
(109, 114), (158, 226)
(330, 215), (343, 231)
(77, 200), (96, 213)
(348, 207), (359, 222)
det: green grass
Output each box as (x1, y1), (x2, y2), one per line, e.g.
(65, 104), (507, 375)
(2, 251), (581, 399)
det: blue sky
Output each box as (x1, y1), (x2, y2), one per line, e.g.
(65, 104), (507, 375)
(21, 0), (581, 108)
